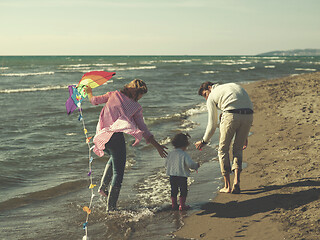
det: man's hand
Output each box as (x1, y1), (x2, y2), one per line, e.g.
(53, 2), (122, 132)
(195, 140), (206, 151)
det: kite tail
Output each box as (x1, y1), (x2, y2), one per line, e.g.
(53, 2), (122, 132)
(78, 103), (95, 240)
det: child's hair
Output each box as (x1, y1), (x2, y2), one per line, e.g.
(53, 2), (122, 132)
(171, 133), (191, 148)
(120, 79), (148, 101)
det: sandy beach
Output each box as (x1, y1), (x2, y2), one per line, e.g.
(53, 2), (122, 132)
(175, 72), (320, 240)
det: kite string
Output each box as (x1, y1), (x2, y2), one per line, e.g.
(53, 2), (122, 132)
(79, 103), (95, 239)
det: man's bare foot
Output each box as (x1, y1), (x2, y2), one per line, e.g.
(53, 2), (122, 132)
(219, 187), (231, 193)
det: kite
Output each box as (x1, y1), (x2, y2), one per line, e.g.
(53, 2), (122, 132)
(65, 71), (116, 240)
(66, 71), (116, 115)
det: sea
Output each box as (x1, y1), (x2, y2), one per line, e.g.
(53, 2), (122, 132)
(0, 55), (319, 240)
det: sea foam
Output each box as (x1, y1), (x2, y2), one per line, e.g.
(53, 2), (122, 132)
(0, 71), (54, 77)
(0, 85), (68, 94)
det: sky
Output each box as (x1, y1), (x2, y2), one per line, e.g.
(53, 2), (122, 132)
(0, 0), (320, 55)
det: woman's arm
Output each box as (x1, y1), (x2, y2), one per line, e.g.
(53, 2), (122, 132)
(86, 87), (110, 105)
(133, 109), (168, 158)
(132, 109), (153, 140)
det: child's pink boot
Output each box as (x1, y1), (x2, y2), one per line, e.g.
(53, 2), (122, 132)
(171, 197), (179, 210)
(179, 196), (190, 211)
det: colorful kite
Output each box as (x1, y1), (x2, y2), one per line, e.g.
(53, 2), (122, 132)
(66, 71), (116, 114)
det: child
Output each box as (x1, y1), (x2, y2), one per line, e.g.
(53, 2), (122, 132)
(165, 133), (200, 210)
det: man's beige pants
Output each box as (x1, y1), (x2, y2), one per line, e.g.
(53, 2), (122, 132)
(218, 112), (253, 176)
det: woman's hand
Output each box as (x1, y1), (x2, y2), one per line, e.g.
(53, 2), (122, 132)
(86, 86), (92, 93)
(86, 87), (93, 101)
(148, 136), (168, 158)
(156, 144), (168, 158)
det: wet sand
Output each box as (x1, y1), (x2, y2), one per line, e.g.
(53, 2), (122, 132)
(175, 72), (320, 240)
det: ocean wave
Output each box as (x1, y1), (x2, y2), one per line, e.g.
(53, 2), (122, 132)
(0, 80), (113, 94)
(269, 60), (286, 63)
(59, 68), (105, 73)
(295, 68), (317, 72)
(161, 59), (191, 63)
(159, 137), (171, 145)
(125, 66), (156, 70)
(0, 67), (9, 70)
(0, 71), (54, 77)
(201, 71), (218, 74)
(58, 65), (157, 73)
(135, 169), (170, 205)
(177, 119), (199, 132)
(105, 66), (156, 71)
(139, 60), (156, 65)
(59, 64), (90, 67)
(261, 56), (281, 59)
(58, 63), (115, 72)
(265, 65), (276, 68)
(135, 168), (195, 206)
(211, 59), (236, 62)
(240, 66), (255, 71)
(59, 67), (91, 71)
(94, 63), (113, 66)
(0, 180), (86, 211)
(220, 61), (252, 66)
(0, 85), (68, 94)
(59, 63), (113, 68)
(145, 104), (207, 125)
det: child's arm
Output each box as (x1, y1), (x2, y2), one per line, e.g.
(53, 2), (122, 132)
(184, 153), (199, 171)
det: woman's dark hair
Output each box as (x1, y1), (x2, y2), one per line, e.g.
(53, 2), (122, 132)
(171, 133), (191, 148)
(198, 81), (214, 96)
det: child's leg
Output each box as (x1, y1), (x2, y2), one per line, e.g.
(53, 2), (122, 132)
(169, 176), (179, 210)
(169, 176), (179, 197)
(178, 177), (190, 210)
(179, 177), (188, 197)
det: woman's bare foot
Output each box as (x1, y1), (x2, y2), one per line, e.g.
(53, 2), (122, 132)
(219, 187), (231, 193)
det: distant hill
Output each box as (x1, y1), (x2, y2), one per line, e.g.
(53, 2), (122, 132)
(257, 49), (320, 56)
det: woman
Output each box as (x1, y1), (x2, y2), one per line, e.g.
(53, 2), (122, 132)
(87, 79), (167, 211)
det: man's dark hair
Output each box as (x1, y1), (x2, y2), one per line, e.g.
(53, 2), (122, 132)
(198, 81), (214, 96)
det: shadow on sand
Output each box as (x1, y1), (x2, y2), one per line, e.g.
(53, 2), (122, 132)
(197, 178), (320, 218)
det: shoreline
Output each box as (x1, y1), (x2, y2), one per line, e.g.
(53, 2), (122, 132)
(174, 72), (320, 240)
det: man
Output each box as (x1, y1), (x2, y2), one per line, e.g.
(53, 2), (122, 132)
(195, 82), (253, 194)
